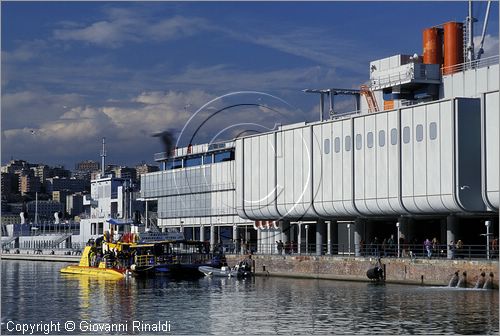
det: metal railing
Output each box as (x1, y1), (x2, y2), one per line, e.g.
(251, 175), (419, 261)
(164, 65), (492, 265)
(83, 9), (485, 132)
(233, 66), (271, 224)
(441, 55), (499, 75)
(225, 243), (498, 261)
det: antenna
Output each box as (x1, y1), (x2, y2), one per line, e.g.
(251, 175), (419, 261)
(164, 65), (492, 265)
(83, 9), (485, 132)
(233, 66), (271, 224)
(100, 137), (106, 176)
(465, 0), (476, 64)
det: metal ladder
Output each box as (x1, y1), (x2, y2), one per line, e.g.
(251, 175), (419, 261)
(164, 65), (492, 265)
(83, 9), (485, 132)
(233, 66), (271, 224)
(360, 85), (379, 113)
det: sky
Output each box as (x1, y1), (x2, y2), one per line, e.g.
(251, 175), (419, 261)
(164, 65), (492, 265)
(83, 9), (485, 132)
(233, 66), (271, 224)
(2, 1), (499, 169)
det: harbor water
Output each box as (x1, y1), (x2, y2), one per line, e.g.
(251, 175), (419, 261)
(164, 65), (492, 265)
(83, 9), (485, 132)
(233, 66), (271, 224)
(1, 260), (498, 335)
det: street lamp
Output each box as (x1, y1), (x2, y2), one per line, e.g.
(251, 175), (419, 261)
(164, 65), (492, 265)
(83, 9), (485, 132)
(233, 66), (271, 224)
(347, 223), (351, 255)
(396, 222), (401, 258)
(305, 224), (309, 254)
(485, 221), (491, 260)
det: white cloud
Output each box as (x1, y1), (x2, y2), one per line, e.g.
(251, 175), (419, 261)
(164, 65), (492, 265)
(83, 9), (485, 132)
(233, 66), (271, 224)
(53, 10), (207, 47)
(474, 34), (499, 59)
(2, 91), (84, 129)
(1, 89), (302, 166)
(1, 40), (48, 62)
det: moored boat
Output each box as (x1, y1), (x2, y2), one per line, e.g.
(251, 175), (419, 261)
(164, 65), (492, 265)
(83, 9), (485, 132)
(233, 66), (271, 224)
(60, 246), (127, 280)
(199, 260), (252, 278)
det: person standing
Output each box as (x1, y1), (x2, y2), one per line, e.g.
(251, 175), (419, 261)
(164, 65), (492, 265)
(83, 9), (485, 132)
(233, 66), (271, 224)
(424, 238), (432, 259)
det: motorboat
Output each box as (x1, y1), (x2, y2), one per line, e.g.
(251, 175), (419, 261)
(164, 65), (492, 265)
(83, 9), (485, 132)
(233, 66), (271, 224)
(199, 262), (252, 278)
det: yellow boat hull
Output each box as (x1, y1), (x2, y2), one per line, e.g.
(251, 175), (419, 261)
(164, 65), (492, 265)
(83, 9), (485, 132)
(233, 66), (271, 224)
(60, 266), (124, 280)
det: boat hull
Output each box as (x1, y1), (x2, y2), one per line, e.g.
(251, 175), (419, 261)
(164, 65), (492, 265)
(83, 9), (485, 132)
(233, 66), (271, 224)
(60, 265), (125, 280)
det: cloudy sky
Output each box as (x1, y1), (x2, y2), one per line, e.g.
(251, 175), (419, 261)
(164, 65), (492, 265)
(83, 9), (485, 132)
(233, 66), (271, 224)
(2, 1), (498, 168)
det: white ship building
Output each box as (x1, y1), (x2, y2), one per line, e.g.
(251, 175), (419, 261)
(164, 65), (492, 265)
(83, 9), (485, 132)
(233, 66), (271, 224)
(140, 19), (499, 256)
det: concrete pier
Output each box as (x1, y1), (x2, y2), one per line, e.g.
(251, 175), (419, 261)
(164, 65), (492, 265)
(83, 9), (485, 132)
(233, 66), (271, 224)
(1, 253), (80, 262)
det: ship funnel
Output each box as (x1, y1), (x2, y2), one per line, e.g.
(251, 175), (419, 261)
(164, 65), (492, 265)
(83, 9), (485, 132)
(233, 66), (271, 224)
(423, 27), (443, 65)
(443, 21), (464, 75)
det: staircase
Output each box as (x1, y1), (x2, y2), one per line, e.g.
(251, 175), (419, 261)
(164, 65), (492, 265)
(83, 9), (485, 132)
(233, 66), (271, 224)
(53, 234), (72, 245)
(2, 236), (17, 248)
(360, 85), (380, 113)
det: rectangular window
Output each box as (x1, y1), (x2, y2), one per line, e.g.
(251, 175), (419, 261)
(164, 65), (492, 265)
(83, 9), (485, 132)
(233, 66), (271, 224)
(403, 126), (411, 144)
(98, 222), (103, 235)
(214, 151), (234, 163)
(367, 132), (374, 148)
(203, 155), (213, 164)
(185, 156), (202, 167)
(345, 136), (352, 152)
(355, 134), (362, 150)
(334, 137), (341, 153)
(324, 138), (330, 154)
(429, 122), (438, 140)
(390, 128), (398, 145)
(416, 124), (424, 142)
(379, 130), (386, 147)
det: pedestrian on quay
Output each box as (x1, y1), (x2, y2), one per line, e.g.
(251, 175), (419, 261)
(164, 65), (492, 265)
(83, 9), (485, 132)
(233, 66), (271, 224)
(424, 238), (432, 259)
(448, 240), (456, 259)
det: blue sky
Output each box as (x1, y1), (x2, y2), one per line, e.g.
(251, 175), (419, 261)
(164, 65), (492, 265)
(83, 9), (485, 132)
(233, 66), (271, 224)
(2, 1), (498, 168)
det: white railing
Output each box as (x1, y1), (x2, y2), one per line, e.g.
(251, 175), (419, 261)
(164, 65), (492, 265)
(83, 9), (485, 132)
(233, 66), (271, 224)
(441, 55), (499, 75)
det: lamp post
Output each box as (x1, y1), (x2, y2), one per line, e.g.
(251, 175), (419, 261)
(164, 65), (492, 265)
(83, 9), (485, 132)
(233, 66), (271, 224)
(486, 221), (491, 260)
(347, 223), (351, 255)
(396, 222), (401, 258)
(304, 224), (309, 254)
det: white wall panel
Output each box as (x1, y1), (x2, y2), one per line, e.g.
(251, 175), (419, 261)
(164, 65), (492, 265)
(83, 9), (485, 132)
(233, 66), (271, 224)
(485, 91), (499, 209)
(464, 70), (476, 97)
(401, 107), (417, 212)
(452, 72), (464, 97)
(276, 127), (315, 218)
(387, 111), (403, 213)
(413, 104), (431, 212)
(487, 64), (499, 92)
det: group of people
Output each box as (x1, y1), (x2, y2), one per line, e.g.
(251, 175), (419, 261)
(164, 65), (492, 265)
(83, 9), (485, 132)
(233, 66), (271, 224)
(275, 240), (298, 255)
(359, 235), (401, 257)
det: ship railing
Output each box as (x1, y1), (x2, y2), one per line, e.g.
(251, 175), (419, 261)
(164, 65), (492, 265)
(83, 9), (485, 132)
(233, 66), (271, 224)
(441, 55), (499, 75)
(135, 254), (156, 267)
(371, 70), (414, 89)
(238, 243), (497, 260)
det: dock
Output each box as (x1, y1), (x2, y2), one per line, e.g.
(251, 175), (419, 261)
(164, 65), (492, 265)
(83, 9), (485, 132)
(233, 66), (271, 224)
(1, 253), (80, 262)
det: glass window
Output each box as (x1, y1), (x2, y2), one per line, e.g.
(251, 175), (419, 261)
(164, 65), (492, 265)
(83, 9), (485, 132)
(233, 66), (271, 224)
(185, 156), (202, 167)
(429, 122), (438, 140)
(355, 134), (362, 150)
(416, 124), (424, 142)
(403, 126), (411, 144)
(345, 136), (351, 152)
(334, 137), (341, 153)
(390, 128), (398, 145)
(367, 132), (374, 148)
(324, 138), (330, 154)
(214, 151), (234, 163)
(203, 154), (213, 164)
(379, 130), (386, 147)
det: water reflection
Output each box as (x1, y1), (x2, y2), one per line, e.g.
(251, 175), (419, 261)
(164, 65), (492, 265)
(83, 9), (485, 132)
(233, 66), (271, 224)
(1, 261), (498, 335)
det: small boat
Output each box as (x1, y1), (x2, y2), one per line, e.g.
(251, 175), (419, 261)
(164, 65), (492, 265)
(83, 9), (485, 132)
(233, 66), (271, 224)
(199, 265), (236, 277)
(199, 262), (252, 278)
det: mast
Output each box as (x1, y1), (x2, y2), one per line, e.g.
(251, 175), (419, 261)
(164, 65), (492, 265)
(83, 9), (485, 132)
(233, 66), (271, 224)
(466, 0), (475, 65)
(100, 137), (106, 176)
(35, 191), (38, 225)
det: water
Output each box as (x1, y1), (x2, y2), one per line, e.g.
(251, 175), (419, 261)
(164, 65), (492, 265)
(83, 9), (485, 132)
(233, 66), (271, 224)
(1, 260), (498, 335)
